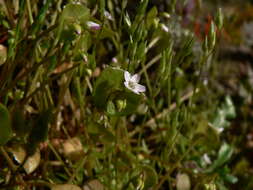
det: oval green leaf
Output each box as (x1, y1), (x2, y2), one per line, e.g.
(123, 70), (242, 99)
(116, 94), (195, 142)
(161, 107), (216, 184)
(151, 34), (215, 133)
(141, 165), (158, 189)
(62, 3), (90, 23)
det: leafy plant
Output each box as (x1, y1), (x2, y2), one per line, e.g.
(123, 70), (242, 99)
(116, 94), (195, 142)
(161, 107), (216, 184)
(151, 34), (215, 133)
(0, 0), (240, 190)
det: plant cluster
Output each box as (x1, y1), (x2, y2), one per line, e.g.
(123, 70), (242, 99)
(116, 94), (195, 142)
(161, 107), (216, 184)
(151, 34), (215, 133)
(0, 0), (238, 190)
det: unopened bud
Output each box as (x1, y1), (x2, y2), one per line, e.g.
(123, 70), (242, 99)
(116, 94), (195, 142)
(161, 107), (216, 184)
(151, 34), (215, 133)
(215, 8), (223, 30)
(73, 23), (82, 35)
(202, 36), (208, 53)
(112, 57), (118, 63)
(208, 21), (216, 50)
(124, 12), (131, 27)
(161, 24), (169, 33)
(104, 11), (113, 20)
(86, 68), (92, 76)
(116, 99), (127, 111)
(162, 12), (171, 19)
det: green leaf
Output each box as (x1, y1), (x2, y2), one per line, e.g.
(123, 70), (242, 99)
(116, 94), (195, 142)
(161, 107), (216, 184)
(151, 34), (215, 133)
(141, 165), (158, 189)
(93, 67), (143, 115)
(211, 109), (230, 132)
(210, 96), (236, 132)
(106, 100), (116, 115)
(87, 120), (116, 143)
(27, 109), (52, 154)
(48, 55), (57, 73)
(218, 166), (238, 184)
(99, 26), (116, 39)
(0, 103), (12, 145)
(206, 143), (233, 173)
(222, 96), (236, 119)
(87, 120), (101, 135)
(224, 173), (238, 184)
(62, 4), (90, 24)
(56, 3), (90, 44)
(12, 107), (27, 136)
(99, 127), (116, 143)
(93, 67), (124, 108)
(117, 149), (136, 166)
(173, 36), (194, 68)
(30, 0), (51, 35)
(117, 91), (141, 116)
(216, 180), (229, 190)
(146, 6), (158, 28)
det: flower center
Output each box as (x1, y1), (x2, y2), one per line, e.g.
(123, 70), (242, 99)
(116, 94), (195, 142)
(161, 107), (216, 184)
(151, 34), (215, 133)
(128, 81), (136, 89)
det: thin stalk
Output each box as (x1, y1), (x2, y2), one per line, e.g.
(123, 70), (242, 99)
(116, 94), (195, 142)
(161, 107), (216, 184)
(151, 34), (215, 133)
(0, 146), (17, 172)
(145, 88), (199, 126)
(0, 146), (25, 186)
(20, 63), (81, 105)
(138, 54), (161, 75)
(47, 142), (72, 177)
(26, 0), (34, 24)
(154, 139), (200, 190)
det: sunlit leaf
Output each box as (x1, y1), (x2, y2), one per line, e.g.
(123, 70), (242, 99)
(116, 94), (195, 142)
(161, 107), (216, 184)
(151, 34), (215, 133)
(206, 143), (233, 173)
(62, 4), (90, 24)
(222, 96), (236, 119)
(146, 6), (158, 28)
(210, 96), (236, 133)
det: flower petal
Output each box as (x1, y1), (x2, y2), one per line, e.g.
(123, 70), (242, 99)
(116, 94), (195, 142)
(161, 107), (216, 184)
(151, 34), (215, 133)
(86, 21), (101, 30)
(135, 84), (146, 93)
(132, 89), (140, 95)
(131, 74), (140, 83)
(124, 71), (131, 82)
(104, 11), (113, 20)
(124, 81), (129, 89)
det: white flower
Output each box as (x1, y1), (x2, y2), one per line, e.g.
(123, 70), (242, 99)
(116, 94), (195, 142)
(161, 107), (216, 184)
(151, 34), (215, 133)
(161, 24), (169, 32)
(86, 21), (101, 30)
(124, 71), (146, 95)
(203, 153), (211, 164)
(104, 11), (113, 20)
(112, 57), (118, 63)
